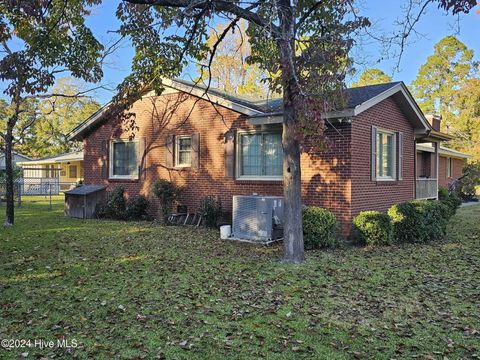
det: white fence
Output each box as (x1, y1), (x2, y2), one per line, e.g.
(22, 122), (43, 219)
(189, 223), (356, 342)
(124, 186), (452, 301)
(18, 177), (60, 195)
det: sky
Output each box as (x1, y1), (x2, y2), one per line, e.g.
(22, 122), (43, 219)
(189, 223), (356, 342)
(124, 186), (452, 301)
(6, 0), (480, 105)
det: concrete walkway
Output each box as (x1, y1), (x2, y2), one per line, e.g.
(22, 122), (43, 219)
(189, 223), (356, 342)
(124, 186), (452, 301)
(460, 201), (480, 207)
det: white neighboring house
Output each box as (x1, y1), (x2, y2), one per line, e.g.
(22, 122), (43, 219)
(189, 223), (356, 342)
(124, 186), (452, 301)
(16, 151), (84, 195)
(0, 151), (32, 170)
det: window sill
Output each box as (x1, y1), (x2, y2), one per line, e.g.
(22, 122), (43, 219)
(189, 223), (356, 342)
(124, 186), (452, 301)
(375, 177), (397, 182)
(374, 178), (401, 185)
(235, 176), (283, 183)
(109, 176), (139, 182)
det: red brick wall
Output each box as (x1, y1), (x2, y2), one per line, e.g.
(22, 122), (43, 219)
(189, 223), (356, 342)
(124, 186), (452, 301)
(83, 93), (352, 234)
(83, 93), (423, 237)
(438, 156), (465, 188)
(351, 97), (416, 220)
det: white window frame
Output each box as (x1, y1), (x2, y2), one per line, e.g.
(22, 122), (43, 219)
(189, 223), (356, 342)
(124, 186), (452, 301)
(236, 130), (283, 181)
(375, 128), (397, 181)
(446, 157), (452, 178)
(175, 135), (192, 168)
(109, 139), (139, 180)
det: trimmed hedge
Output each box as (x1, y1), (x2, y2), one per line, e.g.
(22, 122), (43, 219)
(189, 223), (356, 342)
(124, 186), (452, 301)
(414, 200), (449, 241)
(388, 202), (422, 243)
(388, 200), (450, 243)
(302, 206), (337, 249)
(441, 191), (462, 217)
(353, 211), (392, 246)
(438, 187), (449, 201)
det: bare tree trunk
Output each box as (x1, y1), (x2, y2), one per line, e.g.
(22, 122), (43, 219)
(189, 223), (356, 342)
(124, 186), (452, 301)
(281, 88), (304, 263)
(4, 124), (14, 226)
(277, 0), (305, 263)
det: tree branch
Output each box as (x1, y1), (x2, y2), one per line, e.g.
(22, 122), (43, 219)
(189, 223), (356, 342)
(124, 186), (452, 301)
(122, 0), (279, 33)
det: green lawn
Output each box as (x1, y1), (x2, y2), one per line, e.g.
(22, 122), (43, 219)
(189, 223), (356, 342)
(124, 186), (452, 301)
(1, 198), (479, 359)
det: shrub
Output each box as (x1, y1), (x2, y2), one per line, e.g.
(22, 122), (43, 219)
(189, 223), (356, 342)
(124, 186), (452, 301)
(388, 200), (450, 243)
(152, 179), (181, 223)
(457, 161), (480, 200)
(438, 187), (449, 201)
(352, 211), (392, 246)
(125, 195), (151, 220)
(104, 186), (127, 220)
(199, 196), (222, 228)
(302, 206), (337, 249)
(95, 186), (151, 221)
(414, 200), (449, 241)
(388, 201), (425, 243)
(95, 186), (126, 220)
(441, 191), (462, 217)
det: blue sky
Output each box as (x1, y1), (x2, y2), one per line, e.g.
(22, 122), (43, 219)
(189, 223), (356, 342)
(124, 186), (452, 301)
(19, 0), (480, 104)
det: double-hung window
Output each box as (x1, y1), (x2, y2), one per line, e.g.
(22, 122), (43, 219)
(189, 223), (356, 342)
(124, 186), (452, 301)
(446, 157), (452, 178)
(237, 131), (283, 179)
(110, 140), (139, 179)
(175, 136), (192, 167)
(375, 129), (396, 180)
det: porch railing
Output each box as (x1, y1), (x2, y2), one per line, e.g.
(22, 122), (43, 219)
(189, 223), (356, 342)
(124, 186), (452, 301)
(416, 178), (438, 200)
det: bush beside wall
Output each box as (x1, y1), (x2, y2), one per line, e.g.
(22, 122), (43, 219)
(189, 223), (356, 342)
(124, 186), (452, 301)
(413, 200), (449, 242)
(352, 211), (392, 246)
(199, 196), (223, 228)
(388, 202), (423, 243)
(302, 206), (337, 249)
(388, 200), (450, 243)
(441, 191), (462, 217)
(95, 186), (150, 221)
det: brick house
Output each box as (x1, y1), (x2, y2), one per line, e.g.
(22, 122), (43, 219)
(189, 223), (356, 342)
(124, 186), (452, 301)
(68, 79), (469, 236)
(416, 115), (470, 191)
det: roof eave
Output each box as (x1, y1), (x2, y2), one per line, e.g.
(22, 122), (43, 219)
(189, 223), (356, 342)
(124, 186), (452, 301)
(68, 78), (265, 141)
(352, 82), (431, 132)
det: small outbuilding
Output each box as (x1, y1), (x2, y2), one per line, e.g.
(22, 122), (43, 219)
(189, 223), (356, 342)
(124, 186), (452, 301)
(64, 185), (106, 219)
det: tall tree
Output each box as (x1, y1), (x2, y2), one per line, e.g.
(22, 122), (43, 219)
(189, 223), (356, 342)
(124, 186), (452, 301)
(411, 35), (476, 128)
(198, 20), (271, 98)
(0, 1), (103, 226)
(352, 68), (392, 87)
(117, 0), (477, 263)
(0, 98), (39, 156)
(0, 78), (99, 158)
(454, 77), (480, 161)
(30, 78), (101, 158)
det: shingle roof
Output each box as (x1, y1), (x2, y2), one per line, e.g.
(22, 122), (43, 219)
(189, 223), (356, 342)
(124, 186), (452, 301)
(64, 185), (106, 195)
(69, 79), (409, 140)
(344, 82), (402, 108)
(173, 79), (403, 113)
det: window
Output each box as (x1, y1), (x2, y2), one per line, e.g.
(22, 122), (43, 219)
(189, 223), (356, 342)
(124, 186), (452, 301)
(175, 136), (192, 167)
(446, 157), (452, 178)
(237, 131), (283, 179)
(69, 165), (77, 179)
(60, 165), (66, 177)
(376, 130), (396, 180)
(110, 140), (139, 178)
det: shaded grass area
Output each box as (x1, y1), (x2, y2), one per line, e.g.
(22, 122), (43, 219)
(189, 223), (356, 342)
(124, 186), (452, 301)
(1, 198), (479, 359)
